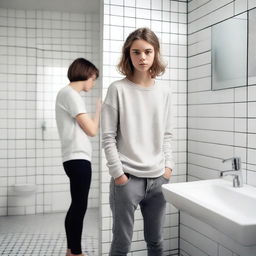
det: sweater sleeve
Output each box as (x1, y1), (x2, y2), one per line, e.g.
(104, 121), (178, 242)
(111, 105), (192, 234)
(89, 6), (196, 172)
(102, 84), (124, 179)
(164, 91), (175, 170)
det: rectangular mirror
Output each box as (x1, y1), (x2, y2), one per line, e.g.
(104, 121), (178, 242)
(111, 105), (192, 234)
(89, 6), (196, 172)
(249, 8), (256, 85)
(211, 13), (247, 90)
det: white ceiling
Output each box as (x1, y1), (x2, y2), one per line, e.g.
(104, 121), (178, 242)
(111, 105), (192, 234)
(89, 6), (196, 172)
(0, 0), (100, 14)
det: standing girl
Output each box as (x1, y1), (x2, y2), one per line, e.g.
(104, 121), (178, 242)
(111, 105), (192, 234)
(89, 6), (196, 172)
(55, 58), (101, 256)
(102, 28), (175, 256)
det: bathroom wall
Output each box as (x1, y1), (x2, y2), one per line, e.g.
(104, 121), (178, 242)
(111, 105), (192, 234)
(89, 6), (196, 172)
(0, 7), (100, 216)
(100, 0), (187, 255)
(184, 0), (256, 255)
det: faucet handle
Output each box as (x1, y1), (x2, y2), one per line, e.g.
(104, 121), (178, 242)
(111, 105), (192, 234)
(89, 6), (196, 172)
(222, 157), (241, 171)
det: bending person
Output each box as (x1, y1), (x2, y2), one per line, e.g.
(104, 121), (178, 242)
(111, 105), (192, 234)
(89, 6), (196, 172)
(55, 58), (101, 256)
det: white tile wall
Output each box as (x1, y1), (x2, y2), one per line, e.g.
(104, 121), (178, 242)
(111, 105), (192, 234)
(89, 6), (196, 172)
(186, 1), (256, 255)
(100, 0), (187, 255)
(0, 8), (100, 216)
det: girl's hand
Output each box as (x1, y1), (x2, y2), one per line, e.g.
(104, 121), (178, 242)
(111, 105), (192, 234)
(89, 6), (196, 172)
(96, 98), (102, 111)
(115, 174), (129, 185)
(163, 167), (172, 180)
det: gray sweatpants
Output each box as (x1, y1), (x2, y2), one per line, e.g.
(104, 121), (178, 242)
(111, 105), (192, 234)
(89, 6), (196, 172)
(109, 174), (169, 256)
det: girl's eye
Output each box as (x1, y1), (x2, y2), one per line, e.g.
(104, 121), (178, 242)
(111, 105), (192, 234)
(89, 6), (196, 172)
(133, 51), (140, 55)
(145, 51), (151, 55)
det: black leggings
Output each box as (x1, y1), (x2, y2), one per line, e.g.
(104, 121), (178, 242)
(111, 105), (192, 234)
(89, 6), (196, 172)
(63, 159), (92, 255)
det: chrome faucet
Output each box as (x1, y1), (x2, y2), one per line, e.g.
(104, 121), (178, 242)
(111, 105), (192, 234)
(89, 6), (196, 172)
(220, 157), (243, 187)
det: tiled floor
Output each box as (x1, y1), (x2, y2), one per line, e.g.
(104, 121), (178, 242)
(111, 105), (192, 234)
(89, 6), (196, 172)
(0, 208), (99, 256)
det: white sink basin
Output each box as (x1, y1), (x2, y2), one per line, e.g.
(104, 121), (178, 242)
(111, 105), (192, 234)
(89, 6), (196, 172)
(162, 179), (256, 246)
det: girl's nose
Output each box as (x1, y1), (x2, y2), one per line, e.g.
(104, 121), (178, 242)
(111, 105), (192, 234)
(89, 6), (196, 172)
(140, 53), (146, 60)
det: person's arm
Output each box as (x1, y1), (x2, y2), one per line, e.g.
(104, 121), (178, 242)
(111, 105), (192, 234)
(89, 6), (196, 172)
(102, 102), (125, 180)
(76, 99), (101, 137)
(163, 92), (175, 178)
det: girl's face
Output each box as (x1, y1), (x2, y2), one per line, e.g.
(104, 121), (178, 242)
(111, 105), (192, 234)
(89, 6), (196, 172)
(129, 39), (155, 74)
(83, 74), (97, 92)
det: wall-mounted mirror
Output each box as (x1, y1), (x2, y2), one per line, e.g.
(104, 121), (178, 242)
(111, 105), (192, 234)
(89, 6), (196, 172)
(249, 8), (256, 85)
(211, 13), (247, 90)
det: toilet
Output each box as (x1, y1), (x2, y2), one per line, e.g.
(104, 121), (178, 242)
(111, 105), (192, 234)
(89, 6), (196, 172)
(8, 184), (37, 214)
(12, 183), (37, 196)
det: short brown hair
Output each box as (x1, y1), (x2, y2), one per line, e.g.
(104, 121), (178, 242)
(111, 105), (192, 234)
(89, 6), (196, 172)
(117, 27), (166, 78)
(67, 58), (99, 82)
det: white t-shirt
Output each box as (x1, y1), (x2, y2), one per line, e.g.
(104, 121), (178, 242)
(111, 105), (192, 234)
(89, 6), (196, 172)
(55, 85), (92, 163)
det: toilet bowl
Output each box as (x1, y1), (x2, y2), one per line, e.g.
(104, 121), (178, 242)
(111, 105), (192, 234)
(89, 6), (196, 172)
(13, 183), (37, 196)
